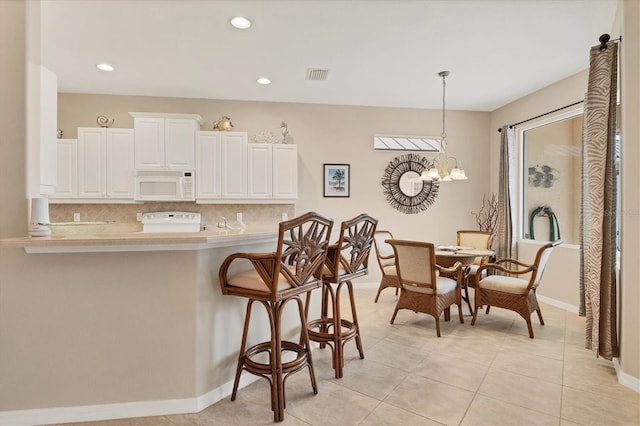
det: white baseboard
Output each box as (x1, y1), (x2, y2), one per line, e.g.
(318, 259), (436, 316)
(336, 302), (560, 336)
(613, 358), (640, 394)
(0, 375), (258, 426)
(536, 294), (579, 314)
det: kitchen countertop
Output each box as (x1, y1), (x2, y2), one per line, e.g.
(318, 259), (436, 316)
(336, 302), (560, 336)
(0, 227), (279, 253)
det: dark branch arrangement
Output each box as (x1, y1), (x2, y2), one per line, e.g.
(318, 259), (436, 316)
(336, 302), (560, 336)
(471, 193), (498, 232)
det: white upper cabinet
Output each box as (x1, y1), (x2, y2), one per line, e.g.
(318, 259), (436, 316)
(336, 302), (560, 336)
(52, 139), (77, 199)
(247, 144), (273, 199)
(78, 128), (107, 198)
(195, 131), (222, 199)
(196, 131), (297, 203)
(106, 128), (135, 198)
(131, 112), (203, 171)
(133, 117), (164, 170)
(52, 128), (134, 202)
(221, 133), (248, 199)
(248, 143), (298, 199)
(196, 131), (247, 200)
(272, 145), (298, 199)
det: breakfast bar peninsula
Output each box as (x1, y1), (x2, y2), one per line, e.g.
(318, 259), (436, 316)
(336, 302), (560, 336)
(0, 227), (314, 424)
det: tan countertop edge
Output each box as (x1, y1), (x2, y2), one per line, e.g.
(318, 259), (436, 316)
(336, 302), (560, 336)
(0, 229), (279, 254)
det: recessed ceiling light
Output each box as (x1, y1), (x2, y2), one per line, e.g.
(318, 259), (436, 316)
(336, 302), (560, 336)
(257, 77), (271, 85)
(230, 16), (251, 29)
(96, 63), (115, 72)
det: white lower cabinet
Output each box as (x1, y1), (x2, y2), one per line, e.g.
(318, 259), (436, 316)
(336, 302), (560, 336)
(196, 131), (297, 202)
(52, 128), (134, 202)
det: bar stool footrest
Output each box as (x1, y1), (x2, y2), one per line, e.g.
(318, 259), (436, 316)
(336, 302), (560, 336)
(307, 317), (358, 344)
(243, 340), (310, 377)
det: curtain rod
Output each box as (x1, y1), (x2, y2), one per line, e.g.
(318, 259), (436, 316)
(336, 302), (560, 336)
(599, 33), (622, 50)
(498, 33), (621, 133)
(498, 100), (584, 132)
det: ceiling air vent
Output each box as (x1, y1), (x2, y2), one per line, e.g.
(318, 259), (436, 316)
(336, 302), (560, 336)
(306, 68), (329, 81)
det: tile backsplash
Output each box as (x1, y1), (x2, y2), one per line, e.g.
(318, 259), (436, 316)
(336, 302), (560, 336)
(50, 203), (295, 231)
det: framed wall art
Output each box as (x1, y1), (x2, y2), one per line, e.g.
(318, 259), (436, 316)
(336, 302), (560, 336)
(323, 164), (350, 197)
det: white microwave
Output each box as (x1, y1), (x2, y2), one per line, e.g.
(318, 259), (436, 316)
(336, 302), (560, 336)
(134, 170), (195, 202)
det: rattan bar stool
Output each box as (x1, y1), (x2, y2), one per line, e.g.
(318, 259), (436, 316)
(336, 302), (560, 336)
(218, 212), (333, 422)
(306, 213), (378, 378)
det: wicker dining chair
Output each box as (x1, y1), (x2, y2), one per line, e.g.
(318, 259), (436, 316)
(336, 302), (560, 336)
(471, 240), (562, 338)
(386, 239), (464, 337)
(373, 230), (401, 303)
(218, 212), (333, 422)
(456, 230), (495, 313)
(306, 213), (378, 378)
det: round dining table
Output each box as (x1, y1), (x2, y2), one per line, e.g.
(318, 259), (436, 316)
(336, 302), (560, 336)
(435, 248), (495, 315)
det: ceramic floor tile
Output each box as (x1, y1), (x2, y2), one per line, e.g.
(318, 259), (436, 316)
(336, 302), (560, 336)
(500, 334), (565, 361)
(563, 355), (640, 406)
(334, 358), (408, 400)
(282, 378), (380, 425)
(507, 318), (566, 341)
(559, 418), (584, 426)
(412, 351), (490, 392)
(68, 416), (176, 426)
(461, 394), (559, 426)
(491, 348), (564, 384)
(561, 386), (640, 425)
(360, 402), (442, 426)
(383, 374), (475, 425)
(363, 336), (429, 372)
(434, 332), (503, 366)
(478, 368), (562, 417)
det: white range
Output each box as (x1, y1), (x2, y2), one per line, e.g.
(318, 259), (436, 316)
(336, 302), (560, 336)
(141, 211), (201, 233)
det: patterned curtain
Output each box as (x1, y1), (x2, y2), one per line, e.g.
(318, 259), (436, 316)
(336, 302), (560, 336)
(495, 125), (516, 261)
(580, 41), (619, 360)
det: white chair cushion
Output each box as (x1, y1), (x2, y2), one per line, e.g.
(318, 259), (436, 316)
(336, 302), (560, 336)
(478, 275), (530, 295)
(404, 276), (457, 295)
(227, 267), (295, 292)
(382, 264), (397, 276)
(380, 258), (395, 268)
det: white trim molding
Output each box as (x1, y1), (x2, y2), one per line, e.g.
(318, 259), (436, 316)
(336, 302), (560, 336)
(613, 358), (640, 394)
(0, 375), (259, 426)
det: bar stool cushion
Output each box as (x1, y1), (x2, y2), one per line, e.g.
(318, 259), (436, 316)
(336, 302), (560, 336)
(404, 276), (457, 295)
(227, 266), (296, 292)
(478, 275), (530, 294)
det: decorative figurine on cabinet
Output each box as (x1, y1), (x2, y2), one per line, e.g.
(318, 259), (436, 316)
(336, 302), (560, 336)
(213, 116), (234, 131)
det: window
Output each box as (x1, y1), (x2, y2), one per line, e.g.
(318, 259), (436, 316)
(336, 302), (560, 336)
(520, 112), (583, 245)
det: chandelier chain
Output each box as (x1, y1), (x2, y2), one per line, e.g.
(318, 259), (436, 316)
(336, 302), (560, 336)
(441, 72), (447, 142)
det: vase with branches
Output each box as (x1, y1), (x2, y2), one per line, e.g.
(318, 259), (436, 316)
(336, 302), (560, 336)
(471, 193), (498, 233)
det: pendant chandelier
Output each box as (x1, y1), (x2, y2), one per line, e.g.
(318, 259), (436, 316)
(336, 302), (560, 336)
(421, 71), (468, 182)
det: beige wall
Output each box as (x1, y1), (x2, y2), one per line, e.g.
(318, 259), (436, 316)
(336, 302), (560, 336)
(618, 0), (640, 382)
(490, 0), (640, 385)
(57, 93), (492, 285)
(0, 0), (29, 238)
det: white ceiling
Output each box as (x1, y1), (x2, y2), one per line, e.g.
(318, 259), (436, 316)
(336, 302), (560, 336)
(40, 0), (618, 112)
